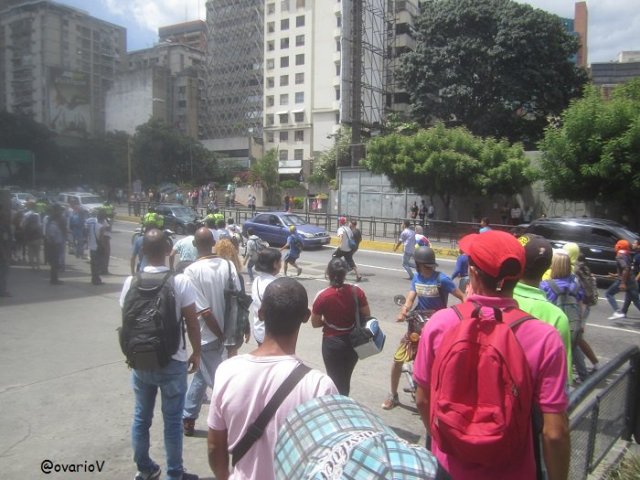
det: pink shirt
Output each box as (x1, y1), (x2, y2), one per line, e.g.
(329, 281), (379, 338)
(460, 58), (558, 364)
(413, 295), (568, 480)
(208, 354), (337, 480)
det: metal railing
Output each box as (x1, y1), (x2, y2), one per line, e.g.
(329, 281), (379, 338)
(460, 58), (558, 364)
(567, 345), (640, 479)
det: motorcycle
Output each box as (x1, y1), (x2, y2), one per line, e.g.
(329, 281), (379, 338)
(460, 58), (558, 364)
(393, 294), (429, 402)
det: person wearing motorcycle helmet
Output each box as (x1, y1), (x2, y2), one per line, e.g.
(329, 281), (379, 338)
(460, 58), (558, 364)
(280, 225), (303, 276)
(381, 246), (464, 410)
(130, 213), (164, 274)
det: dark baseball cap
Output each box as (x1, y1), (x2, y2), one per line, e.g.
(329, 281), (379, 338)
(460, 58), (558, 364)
(518, 234), (553, 276)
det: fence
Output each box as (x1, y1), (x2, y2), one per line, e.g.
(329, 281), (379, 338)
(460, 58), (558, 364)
(567, 345), (640, 479)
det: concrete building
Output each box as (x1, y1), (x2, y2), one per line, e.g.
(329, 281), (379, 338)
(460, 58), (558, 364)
(0, 0), (126, 136)
(159, 20), (206, 52)
(105, 41), (204, 138)
(591, 60), (640, 99)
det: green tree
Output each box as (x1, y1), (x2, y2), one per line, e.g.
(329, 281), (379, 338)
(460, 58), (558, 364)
(400, 0), (587, 147)
(538, 80), (640, 225)
(309, 126), (351, 185)
(251, 148), (280, 205)
(363, 123), (536, 219)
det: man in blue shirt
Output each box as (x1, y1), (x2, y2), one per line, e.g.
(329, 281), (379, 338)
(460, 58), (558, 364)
(381, 246), (464, 410)
(281, 225), (303, 276)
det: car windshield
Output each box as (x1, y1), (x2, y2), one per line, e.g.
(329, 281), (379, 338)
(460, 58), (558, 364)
(80, 196), (104, 204)
(280, 214), (307, 227)
(17, 193), (34, 200)
(171, 207), (195, 219)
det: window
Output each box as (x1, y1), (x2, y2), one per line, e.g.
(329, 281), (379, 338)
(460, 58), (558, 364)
(294, 149), (304, 160)
(281, 0), (289, 11)
(267, 76), (275, 88)
(267, 3), (275, 14)
(266, 132), (274, 142)
(266, 58), (275, 70)
(295, 34), (304, 46)
(295, 91), (304, 103)
(280, 75), (289, 86)
(335, 88), (340, 100)
(280, 56), (289, 68)
(267, 21), (275, 33)
(266, 114), (274, 126)
(295, 72), (304, 84)
(280, 94), (289, 105)
(280, 37), (289, 49)
(336, 39), (341, 51)
(279, 113), (288, 124)
(337, 15), (342, 27)
(267, 40), (275, 51)
(266, 95), (274, 106)
(295, 54), (304, 65)
(281, 18), (289, 30)
(335, 63), (340, 75)
(335, 112), (340, 123)
(296, 15), (305, 27)
(296, 0), (305, 7)
(294, 111), (304, 122)
(279, 149), (288, 161)
(294, 130), (304, 141)
(279, 131), (289, 141)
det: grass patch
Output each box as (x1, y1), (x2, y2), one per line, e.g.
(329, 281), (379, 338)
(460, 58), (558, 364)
(608, 453), (640, 480)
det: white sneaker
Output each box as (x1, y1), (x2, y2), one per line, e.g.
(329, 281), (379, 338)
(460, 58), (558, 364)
(608, 311), (626, 320)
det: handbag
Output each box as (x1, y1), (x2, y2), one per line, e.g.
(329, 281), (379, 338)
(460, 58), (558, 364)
(348, 285), (386, 359)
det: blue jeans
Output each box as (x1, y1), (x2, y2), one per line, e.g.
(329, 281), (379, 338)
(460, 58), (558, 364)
(183, 340), (224, 420)
(606, 279), (621, 312)
(402, 251), (414, 279)
(132, 359), (188, 480)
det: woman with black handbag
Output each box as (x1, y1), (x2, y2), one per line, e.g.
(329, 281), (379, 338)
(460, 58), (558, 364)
(310, 257), (370, 395)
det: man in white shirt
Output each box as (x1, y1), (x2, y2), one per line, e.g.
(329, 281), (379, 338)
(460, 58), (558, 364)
(332, 216), (362, 282)
(119, 228), (201, 480)
(86, 211), (107, 285)
(182, 227), (240, 437)
(208, 277), (337, 480)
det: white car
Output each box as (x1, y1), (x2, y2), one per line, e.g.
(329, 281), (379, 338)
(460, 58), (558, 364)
(57, 192), (108, 215)
(10, 192), (36, 209)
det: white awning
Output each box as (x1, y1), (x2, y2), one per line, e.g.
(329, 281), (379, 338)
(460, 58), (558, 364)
(275, 110), (289, 115)
(278, 167), (302, 175)
(291, 108), (305, 113)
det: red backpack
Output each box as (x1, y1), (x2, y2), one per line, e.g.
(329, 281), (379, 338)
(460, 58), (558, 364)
(429, 301), (534, 467)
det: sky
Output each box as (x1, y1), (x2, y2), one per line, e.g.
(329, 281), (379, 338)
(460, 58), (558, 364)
(54, 0), (639, 64)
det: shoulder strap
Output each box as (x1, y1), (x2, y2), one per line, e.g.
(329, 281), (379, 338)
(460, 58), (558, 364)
(231, 362), (311, 466)
(352, 284), (361, 328)
(452, 302), (533, 330)
(547, 278), (561, 297)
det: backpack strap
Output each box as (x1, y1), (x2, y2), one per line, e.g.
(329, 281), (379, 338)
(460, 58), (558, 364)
(231, 362), (311, 466)
(452, 301), (533, 330)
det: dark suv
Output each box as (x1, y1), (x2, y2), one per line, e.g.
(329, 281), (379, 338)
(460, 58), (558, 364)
(154, 204), (200, 235)
(525, 217), (640, 279)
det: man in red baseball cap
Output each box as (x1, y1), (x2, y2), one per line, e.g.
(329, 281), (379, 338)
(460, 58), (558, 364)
(412, 230), (569, 480)
(606, 239), (640, 320)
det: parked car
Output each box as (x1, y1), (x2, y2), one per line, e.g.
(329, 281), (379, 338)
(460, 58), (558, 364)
(154, 203), (200, 235)
(525, 217), (640, 279)
(241, 212), (331, 249)
(10, 192), (35, 209)
(57, 192), (111, 216)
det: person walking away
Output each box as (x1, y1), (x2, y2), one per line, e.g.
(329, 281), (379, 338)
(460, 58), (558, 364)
(410, 201), (419, 220)
(381, 246), (463, 410)
(169, 224), (198, 272)
(311, 257), (370, 395)
(99, 210), (112, 275)
(540, 250), (586, 383)
(44, 205), (66, 285)
(243, 228), (267, 282)
(250, 248), (281, 346)
(207, 278), (337, 480)
(248, 194), (256, 216)
(21, 201), (42, 269)
(182, 228), (239, 437)
(607, 239), (640, 320)
(281, 225), (303, 276)
(283, 195), (290, 212)
(86, 211), (107, 285)
(120, 228), (201, 480)
(513, 234), (573, 383)
(68, 205), (86, 258)
(413, 230), (570, 480)
(333, 216), (362, 282)
(349, 219), (362, 254)
(418, 200), (426, 226)
(393, 220), (416, 280)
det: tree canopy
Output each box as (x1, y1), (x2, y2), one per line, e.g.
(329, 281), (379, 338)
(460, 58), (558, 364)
(538, 80), (640, 224)
(362, 123), (536, 218)
(309, 126), (351, 185)
(400, 0), (587, 147)
(251, 148), (280, 205)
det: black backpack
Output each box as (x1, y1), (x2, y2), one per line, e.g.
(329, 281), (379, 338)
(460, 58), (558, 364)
(119, 271), (184, 370)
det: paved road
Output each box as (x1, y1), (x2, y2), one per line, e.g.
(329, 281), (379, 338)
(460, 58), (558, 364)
(0, 219), (638, 479)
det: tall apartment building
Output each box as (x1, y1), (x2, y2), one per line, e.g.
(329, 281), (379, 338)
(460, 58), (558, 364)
(264, 0), (388, 177)
(0, 0), (126, 136)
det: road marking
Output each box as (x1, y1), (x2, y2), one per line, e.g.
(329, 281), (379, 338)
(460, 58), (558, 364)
(586, 323), (640, 335)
